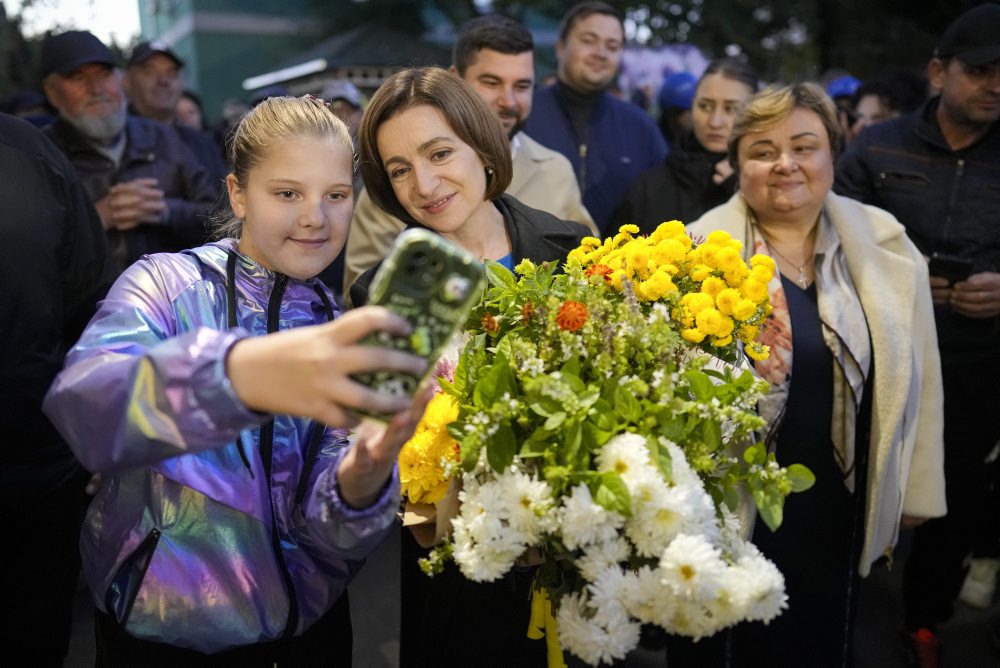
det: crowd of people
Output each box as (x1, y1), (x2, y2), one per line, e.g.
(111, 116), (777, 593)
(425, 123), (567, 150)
(0, 1), (998, 666)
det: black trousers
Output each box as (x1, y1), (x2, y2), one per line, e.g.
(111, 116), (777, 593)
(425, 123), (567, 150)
(903, 349), (1000, 630)
(0, 458), (89, 668)
(94, 592), (353, 667)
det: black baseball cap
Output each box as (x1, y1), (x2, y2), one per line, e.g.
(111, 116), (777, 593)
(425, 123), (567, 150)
(40, 30), (117, 78)
(127, 40), (184, 69)
(936, 3), (1000, 66)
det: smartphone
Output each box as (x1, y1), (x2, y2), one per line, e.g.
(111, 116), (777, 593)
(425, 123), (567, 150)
(928, 252), (973, 285)
(353, 228), (485, 420)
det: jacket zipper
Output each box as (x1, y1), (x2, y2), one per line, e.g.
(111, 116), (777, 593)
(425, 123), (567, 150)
(262, 273), (299, 640)
(943, 159), (965, 244)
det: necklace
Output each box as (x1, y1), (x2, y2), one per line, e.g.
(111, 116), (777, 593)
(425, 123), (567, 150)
(767, 243), (813, 289)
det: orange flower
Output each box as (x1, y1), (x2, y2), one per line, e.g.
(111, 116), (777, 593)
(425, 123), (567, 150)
(521, 301), (535, 320)
(585, 264), (614, 283)
(556, 301), (589, 332)
(481, 312), (499, 334)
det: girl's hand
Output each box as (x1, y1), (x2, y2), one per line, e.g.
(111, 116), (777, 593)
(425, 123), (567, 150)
(336, 387), (433, 508)
(226, 306), (428, 427)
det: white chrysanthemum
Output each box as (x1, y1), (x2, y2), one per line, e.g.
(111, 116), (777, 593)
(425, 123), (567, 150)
(621, 565), (677, 628)
(659, 437), (702, 489)
(450, 515), (522, 582)
(456, 480), (506, 546)
(665, 598), (723, 640)
(660, 533), (727, 601)
(706, 564), (757, 629)
(626, 481), (689, 557)
(597, 432), (653, 484)
(556, 592), (641, 666)
(558, 483), (625, 550)
(733, 552), (787, 623)
(496, 467), (553, 538)
(577, 536), (631, 582)
(586, 565), (631, 625)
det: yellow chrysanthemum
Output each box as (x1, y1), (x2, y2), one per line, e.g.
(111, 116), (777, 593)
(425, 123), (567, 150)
(741, 278), (769, 303)
(701, 276), (727, 299)
(751, 254), (777, 272)
(731, 298), (758, 321)
(681, 291), (715, 315)
(399, 393), (460, 505)
(745, 341), (771, 361)
(714, 287), (742, 315)
(689, 264), (713, 282)
(681, 327), (707, 343)
(638, 270), (677, 301)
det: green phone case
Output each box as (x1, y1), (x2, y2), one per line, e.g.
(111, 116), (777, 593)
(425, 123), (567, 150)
(354, 228), (485, 420)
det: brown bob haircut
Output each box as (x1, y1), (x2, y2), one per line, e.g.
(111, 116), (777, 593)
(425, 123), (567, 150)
(727, 81), (843, 175)
(359, 66), (513, 225)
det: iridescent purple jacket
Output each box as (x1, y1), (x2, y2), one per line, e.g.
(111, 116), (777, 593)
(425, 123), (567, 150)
(43, 239), (398, 653)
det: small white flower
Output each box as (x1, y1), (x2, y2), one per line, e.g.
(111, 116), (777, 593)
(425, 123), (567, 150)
(597, 432), (653, 484)
(559, 483), (625, 550)
(557, 592), (640, 666)
(660, 533), (727, 601)
(733, 552), (788, 624)
(577, 536), (631, 582)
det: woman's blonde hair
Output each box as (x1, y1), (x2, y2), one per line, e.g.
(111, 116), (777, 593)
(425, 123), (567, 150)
(727, 82), (842, 174)
(213, 95), (354, 238)
(358, 67), (512, 225)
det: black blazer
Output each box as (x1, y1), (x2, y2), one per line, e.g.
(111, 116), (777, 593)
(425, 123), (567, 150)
(349, 193), (588, 306)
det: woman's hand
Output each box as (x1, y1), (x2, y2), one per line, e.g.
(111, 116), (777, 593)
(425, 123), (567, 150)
(712, 157), (734, 185)
(226, 306), (428, 427)
(336, 387), (433, 508)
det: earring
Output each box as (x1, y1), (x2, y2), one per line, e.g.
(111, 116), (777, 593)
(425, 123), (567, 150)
(486, 166), (495, 176)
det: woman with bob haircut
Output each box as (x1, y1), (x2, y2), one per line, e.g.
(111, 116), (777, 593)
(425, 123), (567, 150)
(684, 82), (945, 665)
(349, 66), (587, 306)
(350, 66), (588, 666)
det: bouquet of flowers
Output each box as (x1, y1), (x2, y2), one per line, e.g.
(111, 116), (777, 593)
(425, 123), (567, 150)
(398, 222), (814, 665)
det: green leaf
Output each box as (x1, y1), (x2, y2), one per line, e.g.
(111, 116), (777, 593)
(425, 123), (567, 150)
(700, 420), (722, 450)
(743, 443), (766, 466)
(473, 361), (516, 407)
(786, 464), (816, 493)
(592, 472), (632, 517)
(751, 485), (785, 532)
(659, 415), (686, 441)
(685, 369), (715, 401)
(460, 433), (481, 472)
(487, 423), (517, 472)
(614, 386), (642, 423)
(485, 260), (517, 289)
(561, 356), (581, 378)
(545, 411), (567, 430)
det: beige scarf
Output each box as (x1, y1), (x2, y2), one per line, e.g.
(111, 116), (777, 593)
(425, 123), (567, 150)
(750, 211), (871, 491)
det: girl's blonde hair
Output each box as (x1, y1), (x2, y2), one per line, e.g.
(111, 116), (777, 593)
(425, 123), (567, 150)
(214, 95), (354, 238)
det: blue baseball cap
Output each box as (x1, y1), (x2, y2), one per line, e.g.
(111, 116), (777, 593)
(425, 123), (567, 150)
(40, 30), (117, 78)
(659, 71), (697, 110)
(827, 75), (862, 99)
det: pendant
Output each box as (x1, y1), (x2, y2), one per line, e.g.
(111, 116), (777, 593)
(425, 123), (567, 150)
(796, 266), (808, 288)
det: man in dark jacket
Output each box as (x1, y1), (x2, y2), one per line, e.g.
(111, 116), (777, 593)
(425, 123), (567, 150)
(523, 1), (667, 235)
(835, 4), (1000, 664)
(40, 30), (217, 274)
(0, 112), (112, 667)
(124, 40), (227, 192)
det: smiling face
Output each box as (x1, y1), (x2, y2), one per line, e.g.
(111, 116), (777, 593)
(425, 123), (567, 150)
(692, 73), (755, 153)
(376, 104), (494, 236)
(556, 12), (624, 94)
(738, 107), (835, 225)
(228, 136), (354, 280)
(459, 48), (534, 139)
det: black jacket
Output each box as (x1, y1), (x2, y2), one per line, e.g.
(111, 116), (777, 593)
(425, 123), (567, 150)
(613, 131), (736, 235)
(835, 96), (1000, 351)
(0, 113), (112, 474)
(44, 114), (217, 273)
(349, 193), (587, 306)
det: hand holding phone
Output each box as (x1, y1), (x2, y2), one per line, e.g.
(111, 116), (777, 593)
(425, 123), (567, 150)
(928, 252), (973, 285)
(353, 229), (485, 420)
